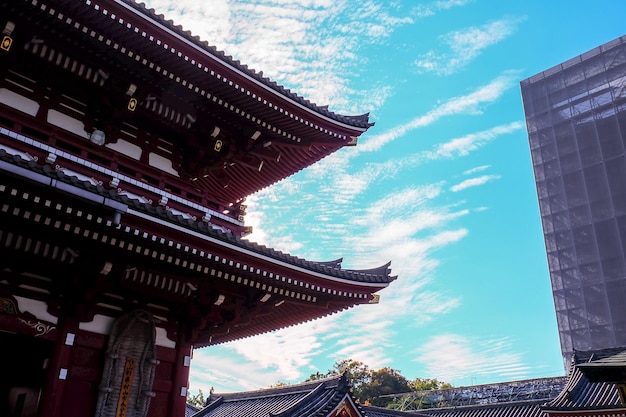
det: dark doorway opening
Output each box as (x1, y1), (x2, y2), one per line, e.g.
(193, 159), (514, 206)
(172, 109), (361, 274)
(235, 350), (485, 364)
(0, 331), (51, 417)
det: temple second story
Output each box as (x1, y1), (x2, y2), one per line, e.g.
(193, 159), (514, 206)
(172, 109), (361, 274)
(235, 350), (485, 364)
(0, 0), (373, 236)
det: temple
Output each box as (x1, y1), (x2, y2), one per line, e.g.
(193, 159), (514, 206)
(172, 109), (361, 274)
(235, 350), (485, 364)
(183, 350), (626, 417)
(0, 1), (396, 416)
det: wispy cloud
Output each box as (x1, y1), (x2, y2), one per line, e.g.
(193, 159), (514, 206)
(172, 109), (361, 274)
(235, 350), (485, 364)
(348, 188), (469, 251)
(245, 119), (519, 266)
(144, 0), (539, 392)
(360, 72), (520, 152)
(430, 121), (524, 158)
(226, 319), (334, 379)
(450, 174), (501, 192)
(312, 121), (521, 204)
(190, 349), (279, 392)
(240, 178), (469, 381)
(143, 0), (410, 113)
(413, 0), (473, 18)
(463, 165), (491, 175)
(190, 315), (341, 392)
(221, 116), (519, 386)
(414, 334), (532, 384)
(415, 16), (526, 75)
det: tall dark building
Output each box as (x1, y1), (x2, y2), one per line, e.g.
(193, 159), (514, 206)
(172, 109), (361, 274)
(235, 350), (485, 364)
(521, 35), (626, 364)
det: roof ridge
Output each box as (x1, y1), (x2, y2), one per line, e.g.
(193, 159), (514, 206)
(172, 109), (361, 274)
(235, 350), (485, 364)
(212, 374), (344, 399)
(269, 381), (328, 417)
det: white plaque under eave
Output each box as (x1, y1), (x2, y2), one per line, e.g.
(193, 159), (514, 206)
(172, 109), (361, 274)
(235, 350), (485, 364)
(148, 152), (179, 176)
(47, 109), (90, 139)
(0, 88), (40, 116)
(106, 138), (142, 160)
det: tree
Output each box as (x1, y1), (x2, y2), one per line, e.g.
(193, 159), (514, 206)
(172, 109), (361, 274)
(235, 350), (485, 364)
(306, 370), (336, 381)
(305, 359), (452, 408)
(333, 359), (371, 395)
(359, 367), (411, 407)
(411, 377), (453, 391)
(187, 388), (206, 408)
(268, 381), (289, 388)
(386, 377), (455, 410)
(307, 360), (410, 405)
(306, 359), (371, 392)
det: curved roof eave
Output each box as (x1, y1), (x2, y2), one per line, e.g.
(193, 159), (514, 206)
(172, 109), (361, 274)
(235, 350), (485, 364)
(0, 146), (395, 288)
(128, 207), (392, 289)
(113, 0), (372, 132)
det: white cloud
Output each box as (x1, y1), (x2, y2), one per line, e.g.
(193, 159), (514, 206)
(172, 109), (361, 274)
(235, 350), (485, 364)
(305, 121), (520, 207)
(415, 16), (526, 75)
(190, 315), (342, 392)
(326, 186), (470, 349)
(450, 174), (501, 192)
(463, 165), (491, 175)
(359, 73), (520, 152)
(413, 0), (473, 18)
(190, 350), (277, 393)
(414, 334), (532, 384)
(236, 179), (470, 381)
(227, 319), (333, 378)
(142, 0), (409, 114)
(431, 121), (524, 158)
(228, 117), (520, 387)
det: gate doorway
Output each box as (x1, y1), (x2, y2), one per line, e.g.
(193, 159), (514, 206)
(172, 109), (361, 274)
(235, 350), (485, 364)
(0, 331), (51, 417)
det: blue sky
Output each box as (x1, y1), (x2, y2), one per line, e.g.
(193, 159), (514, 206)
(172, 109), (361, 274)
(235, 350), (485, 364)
(142, 0), (626, 393)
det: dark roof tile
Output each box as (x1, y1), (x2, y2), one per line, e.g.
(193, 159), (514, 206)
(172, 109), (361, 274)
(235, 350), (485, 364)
(544, 349), (625, 411)
(194, 375), (359, 417)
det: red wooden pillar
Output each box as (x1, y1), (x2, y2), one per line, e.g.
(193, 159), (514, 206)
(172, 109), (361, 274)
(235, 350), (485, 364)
(37, 316), (79, 417)
(168, 336), (193, 417)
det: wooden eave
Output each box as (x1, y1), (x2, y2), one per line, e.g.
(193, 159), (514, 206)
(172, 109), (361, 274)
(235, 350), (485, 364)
(0, 148), (394, 346)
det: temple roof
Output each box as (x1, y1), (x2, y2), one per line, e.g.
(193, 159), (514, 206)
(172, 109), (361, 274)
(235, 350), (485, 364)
(186, 404), (200, 417)
(543, 349), (625, 412)
(361, 406), (432, 417)
(0, 143), (396, 288)
(0, 136), (395, 346)
(418, 401), (546, 417)
(193, 374), (363, 417)
(4, 0), (375, 207)
(577, 348), (626, 383)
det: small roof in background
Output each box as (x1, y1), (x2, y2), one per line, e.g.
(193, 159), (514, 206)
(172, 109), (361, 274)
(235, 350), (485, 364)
(192, 374), (364, 417)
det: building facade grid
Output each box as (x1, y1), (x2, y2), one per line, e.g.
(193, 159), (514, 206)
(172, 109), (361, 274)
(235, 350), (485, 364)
(521, 35), (626, 363)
